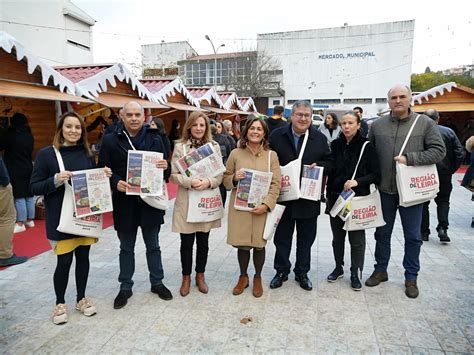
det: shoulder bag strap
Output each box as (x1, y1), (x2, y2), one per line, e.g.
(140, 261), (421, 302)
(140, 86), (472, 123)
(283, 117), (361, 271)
(297, 130), (310, 160)
(53, 146), (66, 171)
(398, 114), (421, 156)
(123, 130), (137, 151)
(267, 150), (272, 172)
(350, 141), (370, 181)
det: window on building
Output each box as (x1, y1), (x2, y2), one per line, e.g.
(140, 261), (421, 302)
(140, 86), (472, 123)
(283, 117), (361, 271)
(343, 98), (373, 104)
(375, 98), (387, 103)
(272, 100), (280, 106)
(313, 99), (341, 104)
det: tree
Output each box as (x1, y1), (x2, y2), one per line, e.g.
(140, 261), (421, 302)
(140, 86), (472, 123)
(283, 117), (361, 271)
(411, 71), (474, 92)
(424, 66), (432, 73)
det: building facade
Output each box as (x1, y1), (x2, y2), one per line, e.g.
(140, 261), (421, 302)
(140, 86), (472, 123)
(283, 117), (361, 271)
(142, 41), (197, 78)
(0, 0), (95, 66)
(257, 20), (415, 117)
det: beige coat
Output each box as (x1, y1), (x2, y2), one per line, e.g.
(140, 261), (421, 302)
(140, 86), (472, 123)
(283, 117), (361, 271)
(171, 141), (223, 233)
(223, 145), (281, 248)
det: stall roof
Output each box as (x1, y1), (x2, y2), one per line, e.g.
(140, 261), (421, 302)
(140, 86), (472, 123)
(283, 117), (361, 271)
(141, 77), (200, 107)
(56, 63), (156, 102)
(0, 31), (76, 94)
(218, 92), (245, 111)
(0, 80), (92, 103)
(93, 93), (166, 109)
(239, 97), (258, 112)
(187, 87), (225, 108)
(412, 82), (474, 112)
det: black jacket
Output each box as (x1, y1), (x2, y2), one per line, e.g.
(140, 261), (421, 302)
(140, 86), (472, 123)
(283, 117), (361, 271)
(436, 125), (464, 175)
(1, 126), (34, 198)
(269, 124), (332, 218)
(213, 132), (232, 164)
(327, 132), (380, 197)
(99, 126), (171, 233)
(266, 116), (288, 134)
(30, 145), (96, 241)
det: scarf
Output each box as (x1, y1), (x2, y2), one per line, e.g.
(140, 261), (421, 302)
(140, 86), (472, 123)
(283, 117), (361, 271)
(189, 137), (205, 149)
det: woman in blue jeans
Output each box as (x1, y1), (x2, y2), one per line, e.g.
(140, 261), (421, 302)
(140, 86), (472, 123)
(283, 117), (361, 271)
(1, 113), (35, 233)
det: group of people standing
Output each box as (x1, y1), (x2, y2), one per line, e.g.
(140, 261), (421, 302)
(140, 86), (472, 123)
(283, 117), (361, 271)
(4, 83), (463, 326)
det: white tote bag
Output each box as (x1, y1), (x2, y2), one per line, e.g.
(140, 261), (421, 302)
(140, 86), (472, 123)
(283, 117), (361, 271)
(278, 131), (309, 202)
(343, 185), (385, 231)
(54, 148), (103, 238)
(263, 204), (286, 241)
(124, 131), (168, 210)
(395, 115), (439, 207)
(186, 188), (224, 223)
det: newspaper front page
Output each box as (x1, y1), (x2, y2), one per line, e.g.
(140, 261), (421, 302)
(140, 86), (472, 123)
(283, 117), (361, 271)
(234, 169), (273, 211)
(300, 165), (324, 201)
(175, 143), (225, 179)
(71, 168), (113, 218)
(126, 150), (164, 196)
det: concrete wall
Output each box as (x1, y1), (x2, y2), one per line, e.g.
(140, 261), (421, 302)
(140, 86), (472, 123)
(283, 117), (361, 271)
(142, 41), (197, 70)
(258, 20), (415, 117)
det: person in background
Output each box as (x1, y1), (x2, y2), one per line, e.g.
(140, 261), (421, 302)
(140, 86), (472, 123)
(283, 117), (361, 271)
(318, 113), (341, 202)
(171, 112), (223, 297)
(224, 116), (281, 297)
(150, 117), (171, 158)
(219, 120), (236, 151)
(353, 106), (369, 138)
(325, 112), (380, 290)
(1, 113), (35, 233)
(0, 157), (28, 267)
(168, 118), (181, 153)
(266, 105), (287, 134)
(461, 136), (474, 228)
(421, 109), (464, 242)
(223, 119), (238, 145)
(211, 121), (232, 206)
(366, 84), (445, 298)
(99, 101), (172, 309)
(31, 112), (111, 324)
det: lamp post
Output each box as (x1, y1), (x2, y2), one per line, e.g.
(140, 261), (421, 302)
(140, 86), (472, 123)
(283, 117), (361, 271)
(205, 35), (225, 89)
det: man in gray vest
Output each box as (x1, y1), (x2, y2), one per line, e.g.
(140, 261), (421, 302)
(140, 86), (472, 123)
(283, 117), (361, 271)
(421, 109), (464, 242)
(366, 85), (445, 298)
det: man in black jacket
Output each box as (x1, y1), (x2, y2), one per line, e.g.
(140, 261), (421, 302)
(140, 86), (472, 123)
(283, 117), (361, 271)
(99, 101), (172, 309)
(269, 101), (332, 291)
(266, 105), (287, 134)
(421, 109), (464, 242)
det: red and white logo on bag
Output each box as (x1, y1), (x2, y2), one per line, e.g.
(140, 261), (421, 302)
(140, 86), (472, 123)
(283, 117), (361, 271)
(198, 196), (222, 209)
(281, 175), (291, 188)
(409, 173), (438, 189)
(351, 205), (378, 220)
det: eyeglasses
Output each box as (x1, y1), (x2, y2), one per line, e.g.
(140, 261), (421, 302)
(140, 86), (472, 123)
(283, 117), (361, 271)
(293, 112), (311, 119)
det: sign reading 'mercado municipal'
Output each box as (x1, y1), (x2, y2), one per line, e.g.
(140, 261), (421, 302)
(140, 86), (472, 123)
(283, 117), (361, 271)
(318, 52), (376, 59)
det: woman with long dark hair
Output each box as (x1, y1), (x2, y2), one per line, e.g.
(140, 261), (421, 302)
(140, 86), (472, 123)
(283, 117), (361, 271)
(223, 115), (281, 297)
(31, 112), (111, 325)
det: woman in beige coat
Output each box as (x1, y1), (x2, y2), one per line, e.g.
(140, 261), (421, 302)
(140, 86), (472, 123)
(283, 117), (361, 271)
(171, 112), (223, 297)
(223, 116), (281, 297)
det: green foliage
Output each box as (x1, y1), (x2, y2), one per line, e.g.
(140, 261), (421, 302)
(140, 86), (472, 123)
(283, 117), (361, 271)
(411, 72), (474, 92)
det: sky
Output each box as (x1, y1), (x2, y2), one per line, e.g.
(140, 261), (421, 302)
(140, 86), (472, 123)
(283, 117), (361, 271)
(74, 0), (473, 74)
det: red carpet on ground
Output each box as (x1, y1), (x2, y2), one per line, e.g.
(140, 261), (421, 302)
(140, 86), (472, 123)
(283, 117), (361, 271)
(1, 182), (177, 270)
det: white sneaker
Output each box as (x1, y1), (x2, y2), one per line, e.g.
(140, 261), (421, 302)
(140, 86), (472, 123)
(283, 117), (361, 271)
(75, 297), (97, 317)
(25, 220), (35, 228)
(13, 224), (26, 233)
(52, 304), (68, 325)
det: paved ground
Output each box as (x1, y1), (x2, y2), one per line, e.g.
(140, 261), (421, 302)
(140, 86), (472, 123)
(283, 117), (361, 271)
(1, 174), (473, 354)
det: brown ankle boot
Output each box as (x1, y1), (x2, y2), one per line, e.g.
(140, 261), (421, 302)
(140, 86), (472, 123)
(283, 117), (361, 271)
(252, 275), (263, 298)
(232, 275), (249, 295)
(180, 275), (191, 297)
(195, 272), (208, 294)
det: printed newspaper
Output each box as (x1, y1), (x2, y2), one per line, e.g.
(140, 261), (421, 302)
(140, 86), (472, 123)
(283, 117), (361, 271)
(71, 168), (113, 218)
(300, 165), (324, 201)
(175, 143), (225, 179)
(329, 189), (355, 219)
(126, 150), (164, 196)
(234, 169), (273, 211)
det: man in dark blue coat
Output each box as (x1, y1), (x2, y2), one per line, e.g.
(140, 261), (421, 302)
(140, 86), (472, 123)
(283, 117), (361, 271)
(99, 101), (172, 309)
(421, 109), (464, 242)
(269, 101), (332, 291)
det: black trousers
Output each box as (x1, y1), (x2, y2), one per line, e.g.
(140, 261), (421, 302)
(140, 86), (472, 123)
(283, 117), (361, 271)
(180, 232), (209, 275)
(421, 174), (453, 234)
(329, 216), (365, 274)
(273, 208), (317, 276)
(219, 183), (227, 207)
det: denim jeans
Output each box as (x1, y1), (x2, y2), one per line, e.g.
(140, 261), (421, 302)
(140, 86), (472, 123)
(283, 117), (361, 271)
(14, 197), (35, 222)
(117, 226), (164, 290)
(374, 192), (423, 280)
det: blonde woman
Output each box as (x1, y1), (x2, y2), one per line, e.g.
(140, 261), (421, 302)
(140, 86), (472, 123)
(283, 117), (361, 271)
(171, 112), (223, 297)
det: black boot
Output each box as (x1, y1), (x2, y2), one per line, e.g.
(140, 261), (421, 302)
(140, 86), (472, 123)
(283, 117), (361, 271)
(350, 273), (362, 291)
(437, 227), (451, 243)
(327, 266), (344, 283)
